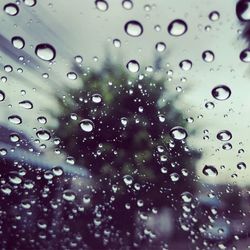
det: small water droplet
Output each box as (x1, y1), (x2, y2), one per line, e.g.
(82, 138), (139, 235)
(155, 42), (166, 52)
(8, 115), (22, 125)
(75, 55), (83, 64)
(95, 0), (109, 12)
(126, 60), (140, 73)
(113, 39), (121, 48)
(168, 19), (188, 36)
(123, 175), (133, 185)
(209, 11), (220, 21)
(122, 0), (133, 10)
(0, 91), (5, 102)
(35, 43), (56, 61)
(52, 166), (64, 176)
(67, 72), (77, 80)
(124, 20), (143, 37)
(181, 191), (193, 203)
(202, 50), (215, 62)
(236, 0), (250, 21)
(91, 94), (102, 103)
(80, 119), (94, 132)
(121, 117), (128, 126)
(239, 48), (250, 62)
(63, 189), (76, 202)
(10, 133), (20, 142)
(237, 162), (246, 170)
(36, 130), (51, 141)
(211, 85), (231, 101)
(216, 130), (232, 141)
(205, 101), (215, 109)
(202, 165), (218, 177)
(37, 116), (47, 124)
(170, 126), (188, 140)
(4, 3), (19, 16)
(23, 0), (37, 7)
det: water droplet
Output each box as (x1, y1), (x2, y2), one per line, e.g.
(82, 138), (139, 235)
(35, 43), (56, 61)
(202, 50), (215, 62)
(202, 165), (218, 177)
(239, 48), (250, 62)
(8, 115), (22, 125)
(19, 100), (33, 109)
(4, 3), (19, 16)
(121, 117), (128, 126)
(9, 172), (22, 185)
(67, 72), (77, 80)
(10, 133), (20, 142)
(80, 119), (94, 132)
(222, 143), (232, 150)
(168, 19), (187, 36)
(95, 0), (109, 12)
(75, 55), (83, 64)
(92, 94), (102, 103)
(113, 39), (121, 48)
(236, 0), (250, 21)
(11, 36), (25, 49)
(181, 191), (193, 203)
(179, 60), (192, 71)
(36, 130), (51, 141)
(1, 184), (12, 195)
(52, 166), (64, 176)
(211, 85), (231, 101)
(170, 126), (188, 140)
(205, 101), (215, 109)
(37, 116), (47, 124)
(122, 0), (133, 10)
(124, 20), (143, 37)
(4, 65), (12, 73)
(155, 42), (166, 52)
(216, 130), (232, 141)
(209, 11), (220, 21)
(126, 60), (140, 73)
(237, 162), (246, 170)
(63, 189), (76, 202)
(0, 91), (5, 102)
(123, 175), (133, 185)
(170, 172), (180, 182)
(23, 0), (37, 7)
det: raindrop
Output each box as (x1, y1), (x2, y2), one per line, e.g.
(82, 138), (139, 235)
(113, 39), (121, 48)
(52, 166), (64, 176)
(170, 126), (188, 140)
(216, 130), (232, 141)
(19, 100), (33, 109)
(123, 175), (133, 185)
(237, 162), (246, 170)
(10, 133), (20, 142)
(4, 65), (13, 73)
(168, 19), (188, 36)
(67, 72), (77, 80)
(0, 91), (5, 102)
(4, 3), (19, 16)
(63, 189), (76, 202)
(181, 191), (193, 203)
(37, 116), (47, 124)
(36, 130), (51, 141)
(239, 48), (250, 62)
(126, 60), (140, 73)
(121, 117), (128, 126)
(75, 55), (83, 64)
(11, 36), (25, 49)
(92, 94), (102, 103)
(205, 101), (215, 109)
(35, 43), (56, 61)
(236, 0), (250, 21)
(211, 85), (231, 101)
(122, 0), (133, 10)
(202, 165), (218, 177)
(8, 115), (22, 125)
(202, 50), (215, 63)
(170, 172), (180, 182)
(9, 172), (22, 185)
(155, 42), (166, 52)
(95, 0), (109, 12)
(209, 11), (220, 21)
(179, 60), (192, 71)
(23, 0), (37, 7)
(222, 143), (232, 150)
(80, 119), (94, 132)
(124, 20), (143, 37)
(1, 184), (12, 195)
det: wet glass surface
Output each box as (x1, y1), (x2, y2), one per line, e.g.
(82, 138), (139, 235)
(0, 0), (250, 249)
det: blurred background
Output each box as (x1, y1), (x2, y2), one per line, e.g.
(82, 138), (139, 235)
(0, 0), (250, 249)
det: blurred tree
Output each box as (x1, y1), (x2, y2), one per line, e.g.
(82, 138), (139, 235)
(53, 59), (200, 248)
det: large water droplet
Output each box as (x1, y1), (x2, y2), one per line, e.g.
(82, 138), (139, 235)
(236, 0), (250, 21)
(216, 130), (232, 141)
(4, 3), (19, 16)
(11, 36), (25, 49)
(202, 165), (218, 177)
(168, 19), (187, 36)
(8, 115), (22, 125)
(36, 130), (51, 141)
(80, 119), (94, 132)
(179, 60), (192, 71)
(23, 0), (37, 7)
(35, 43), (56, 61)
(19, 100), (33, 109)
(124, 20), (143, 37)
(126, 60), (140, 73)
(170, 126), (188, 140)
(95, 0), (109, 11)
(202, 50), (215, 63)
(211, 85), (231, 101)
(239, 48), (250, 62)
